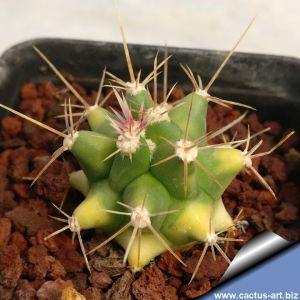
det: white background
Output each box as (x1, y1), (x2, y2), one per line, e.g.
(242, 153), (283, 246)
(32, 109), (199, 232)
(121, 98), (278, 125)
(0, 0), (299, 58)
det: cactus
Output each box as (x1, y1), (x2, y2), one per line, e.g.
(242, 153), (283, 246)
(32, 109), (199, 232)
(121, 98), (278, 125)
(0, 18), (294, 284)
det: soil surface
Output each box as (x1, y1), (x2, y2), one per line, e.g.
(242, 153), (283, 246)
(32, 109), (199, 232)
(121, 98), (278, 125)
(0, 80), (299, 300)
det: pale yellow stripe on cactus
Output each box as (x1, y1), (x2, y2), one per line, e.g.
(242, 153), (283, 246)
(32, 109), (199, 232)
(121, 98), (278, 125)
(174, 199), (213, 243)
(212, 148), (244, 175)
(212, 198), (234, 233)
(73, 195), (112, 229)
(116, 229), (167, 271)
(69, 170), (89, 196)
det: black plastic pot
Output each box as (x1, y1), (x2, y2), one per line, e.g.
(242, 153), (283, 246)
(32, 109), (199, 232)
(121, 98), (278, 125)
(0, 38), (299, 297)
(1, 38), (300, 131)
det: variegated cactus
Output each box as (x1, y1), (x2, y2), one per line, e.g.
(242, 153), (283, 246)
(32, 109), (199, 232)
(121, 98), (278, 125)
(0, 19), (293, 283)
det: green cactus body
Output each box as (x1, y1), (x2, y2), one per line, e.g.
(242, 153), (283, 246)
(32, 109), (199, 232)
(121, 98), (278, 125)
(73, 180), (124, 232)
(161, 194), (213, 245)
(126, 87), (153, 114)
(116, 229), (167, 270)
(58, 90), (245, 269)
(87, 106), (118, 137)
(69, 170), (89, 196)
(145, 121), (182, 144)
(109, 140), (151, 192)
(150, 142), (200, 199)
(196, 147), (245, 200)
(212, 197), (234, 233)
(169, 92), (208, 142)
(2, 33), (275, 275)
(123, 173), (171, 229)
(70, 130), (116, 183)
(0, 19), (290, 283)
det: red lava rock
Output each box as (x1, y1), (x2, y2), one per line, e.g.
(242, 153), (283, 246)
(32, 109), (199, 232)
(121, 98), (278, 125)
(278, 130), (299, 151)
(72, 83), (88, 99)
(0, 189), (17, 216)
(9, 147), (31, 180)
(185, 250), (228, 280)
(14, 280), (36, 300)
(235, 228), (255, 247)
(1, 116), (22, 140)
(54, 247), (85, 273)
(262, 175), (277, 194)
(0, 175), (8, 191)
(250, 214), (264, 232)
(38, 80), (59, 102)
(226, 179), (243, 195)
(0, 162), (8, 178)
(0, 218), (11, 249)
(206, 108), (220, 132)
(13, 183), (30, 198)
(264, 121), (282, 136)
(275, 205), (299, 223)
(0, 149), (11, 167)
(170, 87), (185, 101)
(0, 137), (27, 149)
(275, 226), (300, 242)
(47, 256), (67, 280)
(224, 241), (239, 260)
(238, 189), (259, 208)
(238, 169), (255, 185)
(105, 270), (133, 300)
(31, 229), (75, 253)
(21, 82), (38, 100)
(36, 279), (73, 300)
(230, 121), (248, 141)
(0, 244), (23, 288)
(27, 245), (66, 280)
(85, 234), (110, 257)
(132, 266), (178, 300)
(23, 122), (55, 150)
(247, 113), (265, 133)
(19, 98), (45, 122)
(27, 198), (49, 217)
(34, 159), (72, 205)
(260, 205), (274, 231)
(30, 279), (45, 291)
(90, 253), (126, 277)
(5, 206), (58, 236)
(0, 286), (14, 300)
(81, 287), (105, 300)
(0, 150), (10, 189)
(27, 245), (50, 279)
(184, 250), (228, 281)
(157, 251), (184, 277)
(9, 231), (28, 253)
(67, 273), (88, 292)
(29, 148), (50, 159)
(183, 279), (211, 299)
(279, 182), (300, 205)
(89, 270), (112, 289)
(255, 134), (274, 153)
(223, 197), (237, 215)
(257, 190), (279, 207)
(30, 229), (54, 249)
(167, 277), (182, 289)
(261, 155), (286, 182)
(251, 155), (262, 171)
